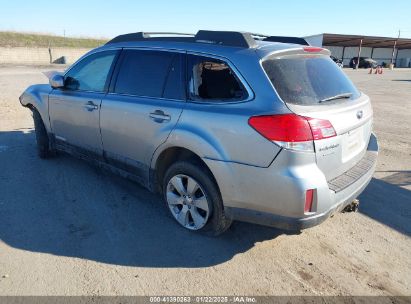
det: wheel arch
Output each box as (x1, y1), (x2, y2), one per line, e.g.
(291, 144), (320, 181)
(151, 146), (220, 197)
(20, 84), (52, 133)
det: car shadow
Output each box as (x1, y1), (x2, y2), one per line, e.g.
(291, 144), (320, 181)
(358, 172), (411, 236)
(0, 129), (286, 268)
(1, 129), (410, 267)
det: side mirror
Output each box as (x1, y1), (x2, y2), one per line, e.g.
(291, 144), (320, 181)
(49, 74), (65, 89)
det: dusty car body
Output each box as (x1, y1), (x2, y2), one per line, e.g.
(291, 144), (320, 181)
(20, 31), (378, 235)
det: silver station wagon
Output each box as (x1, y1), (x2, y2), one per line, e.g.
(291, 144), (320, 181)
(20, 30), (378, 235)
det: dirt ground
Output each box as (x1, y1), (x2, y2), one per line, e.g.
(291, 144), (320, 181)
(0, 65), (410, 296)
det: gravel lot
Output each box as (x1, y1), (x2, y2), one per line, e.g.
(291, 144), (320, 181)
(0, 65), (410, 296)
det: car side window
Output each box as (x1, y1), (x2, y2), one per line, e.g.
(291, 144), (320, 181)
(114, 50), (185, 100)
(187, 55), (247, 102)
(64, 50), (117, 92)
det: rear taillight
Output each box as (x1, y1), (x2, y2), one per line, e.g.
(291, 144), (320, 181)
(305, 117), (337, 140)
(248, 114), (336, 152)
(305, 189), (314, 213)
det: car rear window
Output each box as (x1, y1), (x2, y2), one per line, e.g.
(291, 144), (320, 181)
(262, 55), (360, 105)
(187, 55), (247, 102)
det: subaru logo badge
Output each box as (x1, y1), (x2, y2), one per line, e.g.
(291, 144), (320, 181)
(356, 110), (363, 119)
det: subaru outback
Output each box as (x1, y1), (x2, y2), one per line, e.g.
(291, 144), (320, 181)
(19, 30), (378, 235)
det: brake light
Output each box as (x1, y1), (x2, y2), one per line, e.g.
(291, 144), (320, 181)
(305, 189), (314, 213)
(303, 47), (324, 53)
(248, 114), (336, 152)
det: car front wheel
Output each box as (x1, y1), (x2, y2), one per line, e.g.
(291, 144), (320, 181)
(32, 109), (53, 159)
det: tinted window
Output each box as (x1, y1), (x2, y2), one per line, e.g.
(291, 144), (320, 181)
(163, 54), (185, 100)
(262, 55), (360, 105)
(114, 50), (184, 99)
(187, 55), (247, 102)
(65, 51), (117, 92)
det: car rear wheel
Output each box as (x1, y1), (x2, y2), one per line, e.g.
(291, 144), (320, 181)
(163, 161), (232, 236)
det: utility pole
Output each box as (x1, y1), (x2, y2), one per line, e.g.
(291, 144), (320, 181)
(391, 29), (400, 66)
(48, 41), (52, 64)
(356, 39), (362, 69)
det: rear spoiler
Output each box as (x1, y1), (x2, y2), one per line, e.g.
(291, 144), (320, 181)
(263, 36), (310, 46)
(250, 33), (310, 46)
(263, 46), (331, 58)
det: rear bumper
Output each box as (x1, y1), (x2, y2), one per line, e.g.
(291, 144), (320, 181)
(221, 133), (379, 230)
(225, 164), (373, 230)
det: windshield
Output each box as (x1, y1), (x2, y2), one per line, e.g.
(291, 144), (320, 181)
(262, 55), (360, 105)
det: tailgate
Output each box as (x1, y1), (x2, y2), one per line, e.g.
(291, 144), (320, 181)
(261, 52), (373, 181)
(288, 94), (373, 180)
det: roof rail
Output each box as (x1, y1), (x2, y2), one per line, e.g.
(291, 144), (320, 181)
(195, 30), (257, 48)
(106, 32), (195, 44)
(106, 31), (308, 48)
(249, 33), (270, 40)
(106, 30), (257, 48)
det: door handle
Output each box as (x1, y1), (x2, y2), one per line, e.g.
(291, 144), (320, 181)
(149, 110), (171, 122)
(84, 101), (99, 111)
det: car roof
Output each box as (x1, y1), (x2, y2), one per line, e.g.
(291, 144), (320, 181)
(93, 39), (307, 60)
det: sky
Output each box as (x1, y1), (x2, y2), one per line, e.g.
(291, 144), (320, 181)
(1, 0), (411, 39)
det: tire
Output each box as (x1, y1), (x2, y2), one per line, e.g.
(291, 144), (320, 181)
(32, 109), (52, 159)
(162, 161), (232, 236)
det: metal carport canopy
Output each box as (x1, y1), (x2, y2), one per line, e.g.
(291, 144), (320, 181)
(322, 33), (411, 49)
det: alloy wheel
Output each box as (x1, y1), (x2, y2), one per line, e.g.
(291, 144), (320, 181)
(166, 174), (210, 230)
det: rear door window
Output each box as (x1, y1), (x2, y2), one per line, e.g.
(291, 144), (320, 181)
(114, 50), (185, 100)
(262, 55), (360, 105)
(187, 55), (247, 102)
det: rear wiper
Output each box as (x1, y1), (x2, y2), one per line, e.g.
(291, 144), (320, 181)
(319, 92), (353, 103)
